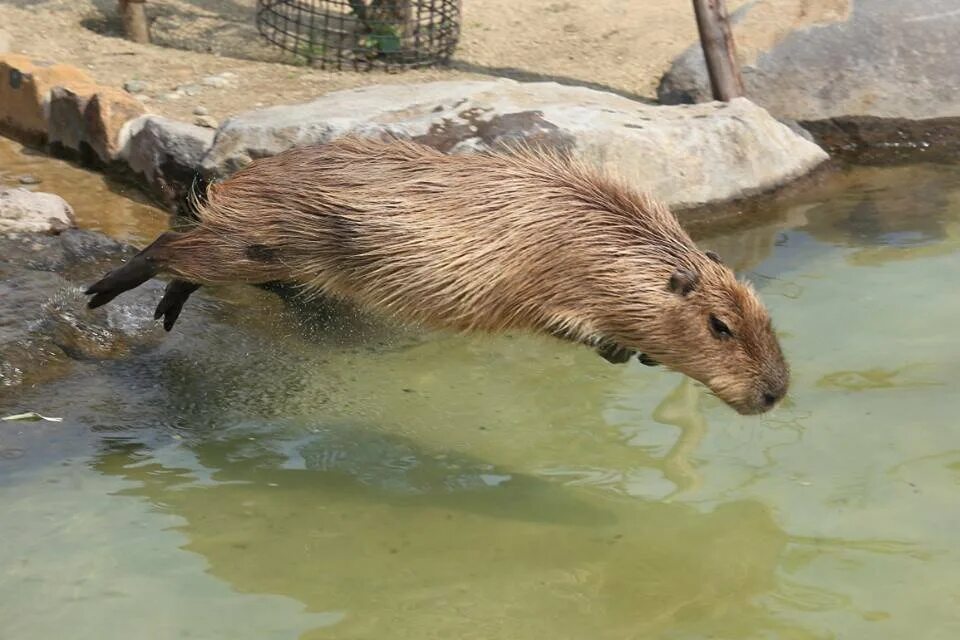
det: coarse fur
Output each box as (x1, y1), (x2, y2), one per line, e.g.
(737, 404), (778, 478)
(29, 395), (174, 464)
(85, 135), (789, 415)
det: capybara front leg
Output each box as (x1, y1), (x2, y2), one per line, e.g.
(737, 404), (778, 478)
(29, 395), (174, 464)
(85, 231), (180, 309)
(595, 341), (636, 364)
(154, 280), (201, 331)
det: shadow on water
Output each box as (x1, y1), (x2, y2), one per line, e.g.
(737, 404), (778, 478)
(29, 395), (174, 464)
(94, 421), (620, 527)
(89, 435), (798, 639)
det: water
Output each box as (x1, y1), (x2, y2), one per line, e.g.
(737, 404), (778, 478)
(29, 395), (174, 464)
(0, 137), (169, 244)
(1, 153), (959, 639)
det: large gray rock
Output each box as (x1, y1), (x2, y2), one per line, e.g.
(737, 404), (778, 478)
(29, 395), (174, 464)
(201, 79), (827, 210)
(658, 0), (960, 123)
(0, 188), (75, 234)
(121, 115), (215, 214)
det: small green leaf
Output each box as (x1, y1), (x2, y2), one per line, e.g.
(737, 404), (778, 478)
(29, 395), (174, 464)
(2, 412), (63, 423)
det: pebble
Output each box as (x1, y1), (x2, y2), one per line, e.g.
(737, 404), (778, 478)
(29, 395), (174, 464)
(202, 75), (230, 88)
(123, 80), (147, 94)
(193, 105), (209, 116)
(18, 175), (40, 185)
(219, 71), (238, 79)
(194, 115), (218, 129)
(162, 93), (182, 101)
(176, 84), (201, 96)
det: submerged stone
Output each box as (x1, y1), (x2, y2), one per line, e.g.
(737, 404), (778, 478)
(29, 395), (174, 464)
(0, 228), (162, 393)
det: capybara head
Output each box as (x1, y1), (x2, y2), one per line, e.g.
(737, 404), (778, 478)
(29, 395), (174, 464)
(611, 251), (789, 415)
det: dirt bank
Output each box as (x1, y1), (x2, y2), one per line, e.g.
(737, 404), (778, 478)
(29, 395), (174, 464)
(0, 0), (752, 122)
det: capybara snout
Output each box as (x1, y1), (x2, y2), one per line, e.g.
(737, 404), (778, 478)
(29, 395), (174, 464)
(84, 135), (789, 414)
(613, 255), (790, 415)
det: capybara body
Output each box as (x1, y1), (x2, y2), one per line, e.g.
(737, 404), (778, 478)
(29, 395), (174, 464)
(86, 135), (789, 415)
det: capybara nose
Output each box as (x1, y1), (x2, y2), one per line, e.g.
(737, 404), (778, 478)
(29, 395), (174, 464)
(761, 392), (779, 409)
(760, 382), (787, 410)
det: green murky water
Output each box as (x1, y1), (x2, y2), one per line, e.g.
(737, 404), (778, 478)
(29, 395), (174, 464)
(2, 155), (960, 639)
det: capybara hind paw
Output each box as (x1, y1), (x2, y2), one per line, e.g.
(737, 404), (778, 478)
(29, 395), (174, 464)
(86, 290), (121, 309)
(83, 254), (159, 309)
(154, 280), (200, 331)
(85, 273), (127, 309)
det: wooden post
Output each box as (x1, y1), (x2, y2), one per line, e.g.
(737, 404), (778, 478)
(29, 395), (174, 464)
(119, 0), (150, 44)
(691, 0), (744, 101)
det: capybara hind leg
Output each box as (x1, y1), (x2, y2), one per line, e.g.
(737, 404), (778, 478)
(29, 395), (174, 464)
(85, 231), (180, 309)
(154, 280), (201, 331)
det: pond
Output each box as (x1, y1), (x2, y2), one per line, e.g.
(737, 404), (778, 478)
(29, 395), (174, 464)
(1, 146), (959, 639)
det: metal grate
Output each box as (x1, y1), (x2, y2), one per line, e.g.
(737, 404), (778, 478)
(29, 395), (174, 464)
(255, 0), (461, 71)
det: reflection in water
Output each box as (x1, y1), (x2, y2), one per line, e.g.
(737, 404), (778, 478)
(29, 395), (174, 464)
(818, 365), (943, 391)
(2, 160), (960, 639)
(651, 378), (708, 497)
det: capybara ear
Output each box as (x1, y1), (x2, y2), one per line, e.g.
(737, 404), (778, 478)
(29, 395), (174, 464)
(668, 267), (699, 296)
(705, 250), (723, 265)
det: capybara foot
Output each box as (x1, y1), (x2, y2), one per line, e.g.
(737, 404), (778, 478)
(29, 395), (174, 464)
(638, 354), (660, 367)
(85, 253), (160, 309)
(596, 342), (636, 364)
(154, 280), (200, 331)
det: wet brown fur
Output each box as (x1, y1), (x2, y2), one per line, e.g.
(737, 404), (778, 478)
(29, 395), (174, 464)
(86, 135), (789, 415)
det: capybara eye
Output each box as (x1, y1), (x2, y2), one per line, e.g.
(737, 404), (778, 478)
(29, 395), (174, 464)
(709, 314), (733, 339)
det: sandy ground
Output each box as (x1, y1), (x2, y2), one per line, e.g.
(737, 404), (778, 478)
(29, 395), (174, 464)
(0, 0), (752, 122)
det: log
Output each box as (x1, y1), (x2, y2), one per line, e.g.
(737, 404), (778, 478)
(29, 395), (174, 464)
(119, 0), (150, 44)
(691, 0), (744, 101)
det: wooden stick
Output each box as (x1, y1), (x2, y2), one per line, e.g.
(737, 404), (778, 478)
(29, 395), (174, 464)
(119, 0), (150, 44)
(691, 0), (744, 101)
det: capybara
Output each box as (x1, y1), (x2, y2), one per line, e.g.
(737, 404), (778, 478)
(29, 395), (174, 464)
(85, 135), (789, 415)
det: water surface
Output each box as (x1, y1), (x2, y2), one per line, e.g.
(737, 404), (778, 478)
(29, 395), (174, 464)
(1, 157), (959, 639)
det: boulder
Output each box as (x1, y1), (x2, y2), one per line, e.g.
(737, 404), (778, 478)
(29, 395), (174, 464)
(658, 0), (960, 123)
(201, 79), (827, 210)
(121, 115), (215, 214)
(85, 88), (149, 164)
(48, 84), (147, 165)
(0, 188), (75, 234)
(47, 85), (93, 157)
(0, 54), (94, 146)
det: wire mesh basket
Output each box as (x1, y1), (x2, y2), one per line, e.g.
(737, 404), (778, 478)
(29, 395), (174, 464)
(255, 0), (461, 71)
